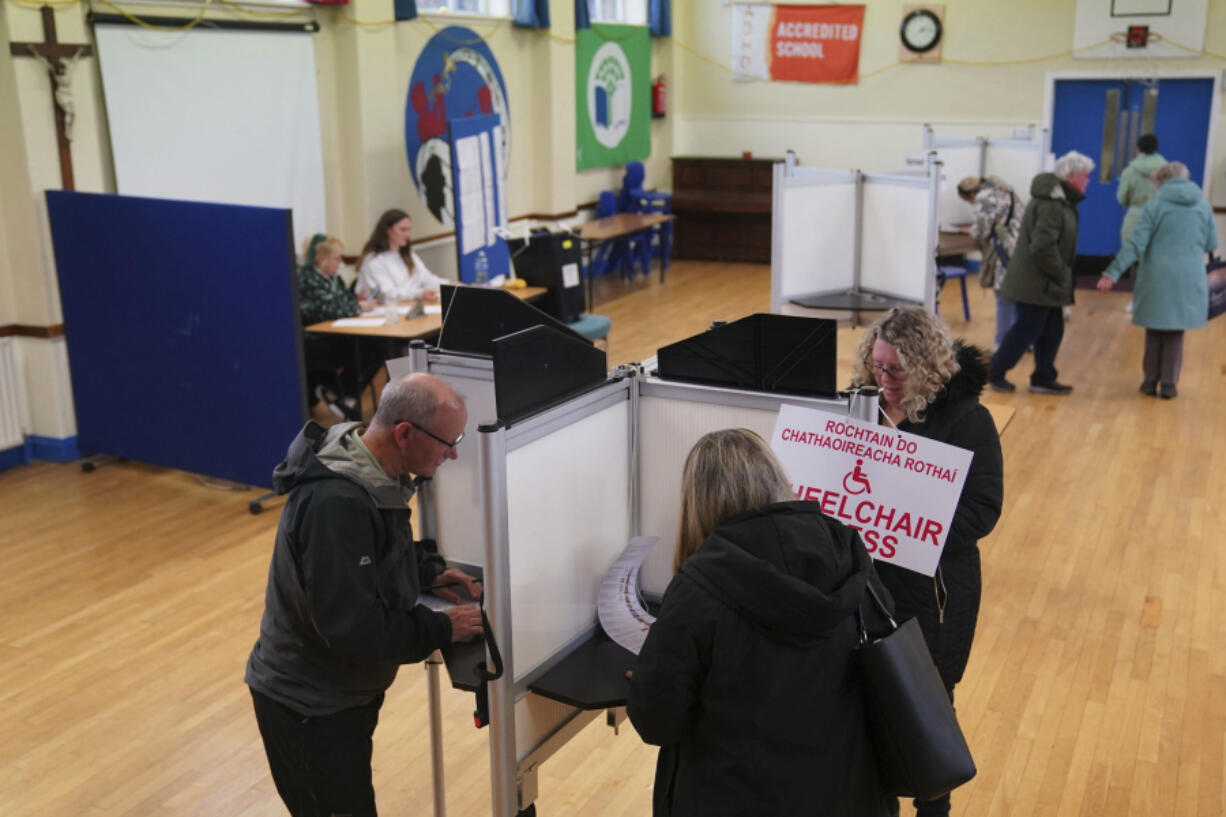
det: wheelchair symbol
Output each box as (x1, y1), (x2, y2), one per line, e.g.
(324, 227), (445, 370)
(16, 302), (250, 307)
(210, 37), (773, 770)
(842, 459), (872, 495)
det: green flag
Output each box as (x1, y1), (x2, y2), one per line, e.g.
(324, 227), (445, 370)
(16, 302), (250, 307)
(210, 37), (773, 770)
(576, 25), (651, 172)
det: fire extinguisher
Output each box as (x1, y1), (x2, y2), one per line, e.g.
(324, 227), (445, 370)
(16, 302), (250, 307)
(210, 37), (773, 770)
(651, 74), (666, 119)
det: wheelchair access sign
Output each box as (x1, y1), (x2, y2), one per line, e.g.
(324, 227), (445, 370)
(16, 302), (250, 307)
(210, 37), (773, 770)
(770, 403), (973, 576)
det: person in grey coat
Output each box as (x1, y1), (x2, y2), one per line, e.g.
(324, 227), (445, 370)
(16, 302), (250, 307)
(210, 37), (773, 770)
(1097, 162), (1219, 398)
(989, 151), (1095, 395)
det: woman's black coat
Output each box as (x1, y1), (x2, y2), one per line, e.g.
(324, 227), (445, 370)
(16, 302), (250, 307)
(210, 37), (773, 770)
(627, 502), (893, 817)
(875, 342), (1004, 690)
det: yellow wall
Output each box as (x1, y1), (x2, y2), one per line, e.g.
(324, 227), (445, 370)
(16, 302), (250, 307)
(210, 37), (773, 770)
(1, 0), (1223, 446)
(671, 1), (1226, 202)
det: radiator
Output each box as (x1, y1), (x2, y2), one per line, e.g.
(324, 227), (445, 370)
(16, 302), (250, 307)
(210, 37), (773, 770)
(0, 337), (25, 450)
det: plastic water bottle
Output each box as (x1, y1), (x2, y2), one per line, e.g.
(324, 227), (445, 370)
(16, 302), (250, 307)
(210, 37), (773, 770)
(474, 250), (489, 287)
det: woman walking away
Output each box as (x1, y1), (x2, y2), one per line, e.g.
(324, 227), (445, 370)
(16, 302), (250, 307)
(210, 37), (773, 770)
(1097, 161), (1218, 399)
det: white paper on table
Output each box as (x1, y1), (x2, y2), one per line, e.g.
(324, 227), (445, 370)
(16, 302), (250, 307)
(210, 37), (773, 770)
(331, 317), (386, 327)
(424, 304), (442, 315)
(597, 535), (660, 655)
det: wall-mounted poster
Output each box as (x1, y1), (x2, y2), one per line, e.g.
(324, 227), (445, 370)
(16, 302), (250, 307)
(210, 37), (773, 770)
(404, 26), (511, 227)
(732, 3), (865, 84)
(576, 25), (651, 171)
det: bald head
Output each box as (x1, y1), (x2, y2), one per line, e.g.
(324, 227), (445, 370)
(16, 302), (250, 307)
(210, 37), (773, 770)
(363, 373), (467, 478)
(370, 373), (460, 429)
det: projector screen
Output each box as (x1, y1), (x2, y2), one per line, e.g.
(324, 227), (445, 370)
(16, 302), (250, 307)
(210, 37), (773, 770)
(94, 22), (326, 249)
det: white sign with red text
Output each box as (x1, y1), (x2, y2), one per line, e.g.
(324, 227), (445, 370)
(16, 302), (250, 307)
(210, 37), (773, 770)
(770, 403), (973, 576)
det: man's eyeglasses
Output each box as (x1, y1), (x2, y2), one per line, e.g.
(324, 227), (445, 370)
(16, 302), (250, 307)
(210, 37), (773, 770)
(404, 421), (464, 449)
(871, 362), (907, 380)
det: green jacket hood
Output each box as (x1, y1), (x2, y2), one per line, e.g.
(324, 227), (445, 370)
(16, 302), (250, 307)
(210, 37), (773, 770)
(1126, 152), (1167, 176)
(272, 421), (414, 509)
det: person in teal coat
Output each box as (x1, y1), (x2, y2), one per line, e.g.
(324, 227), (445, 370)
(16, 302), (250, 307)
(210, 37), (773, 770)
(1097, 162), (1219, 399)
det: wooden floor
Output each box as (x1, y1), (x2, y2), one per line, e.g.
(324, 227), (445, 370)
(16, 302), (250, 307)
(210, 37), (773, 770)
(3, 260), (1225, 816)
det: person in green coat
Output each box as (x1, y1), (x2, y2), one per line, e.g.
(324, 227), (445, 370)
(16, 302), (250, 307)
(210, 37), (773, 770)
(989, 151), (1095, 395)
(1096, 162), (1219, 399)
(1116, 134), (1166, 245)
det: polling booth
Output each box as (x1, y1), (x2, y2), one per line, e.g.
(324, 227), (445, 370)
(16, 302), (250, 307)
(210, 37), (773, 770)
(771, 154), (941, 317)
(386, 292), (880, 817)
(920, 124), (1051, 230)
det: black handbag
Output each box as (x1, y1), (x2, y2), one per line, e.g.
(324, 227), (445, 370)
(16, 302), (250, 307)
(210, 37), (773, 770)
(856, 581), (977, 800)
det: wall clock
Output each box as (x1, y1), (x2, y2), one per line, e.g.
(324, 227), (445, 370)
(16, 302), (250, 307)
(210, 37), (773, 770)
(899, 5), (945, 63)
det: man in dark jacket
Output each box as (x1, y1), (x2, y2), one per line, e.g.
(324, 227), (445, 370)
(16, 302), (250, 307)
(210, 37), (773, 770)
(246, 372), (483, 817)
(989, 151), (1095, 395)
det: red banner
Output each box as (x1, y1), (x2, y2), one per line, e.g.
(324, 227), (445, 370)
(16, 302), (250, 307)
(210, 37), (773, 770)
(766, 5), (864, 84)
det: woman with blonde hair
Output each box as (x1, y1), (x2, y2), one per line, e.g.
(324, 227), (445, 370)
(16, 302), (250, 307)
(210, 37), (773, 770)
(851, 305), (1003, 817)
(627, 428), (892, 817)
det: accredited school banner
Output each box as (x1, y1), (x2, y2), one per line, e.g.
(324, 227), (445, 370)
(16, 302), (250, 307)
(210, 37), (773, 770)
(576, 25), (651, 171)
(732, 3), (864, 84)
(770, 403), (973, 576)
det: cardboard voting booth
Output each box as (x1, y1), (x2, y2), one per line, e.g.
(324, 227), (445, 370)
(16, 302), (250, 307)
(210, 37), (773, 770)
(390, 304), (875, 817)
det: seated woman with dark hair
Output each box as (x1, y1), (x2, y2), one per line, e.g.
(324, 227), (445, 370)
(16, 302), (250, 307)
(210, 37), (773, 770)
(627, 428), (893, 817)
(356, 209), (442, 304)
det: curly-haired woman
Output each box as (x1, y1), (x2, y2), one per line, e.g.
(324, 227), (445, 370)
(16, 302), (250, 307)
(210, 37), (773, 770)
(851, 306), (1004, 817)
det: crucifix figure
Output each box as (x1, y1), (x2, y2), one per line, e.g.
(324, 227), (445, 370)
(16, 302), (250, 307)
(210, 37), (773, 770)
(10, 6), (94, 190)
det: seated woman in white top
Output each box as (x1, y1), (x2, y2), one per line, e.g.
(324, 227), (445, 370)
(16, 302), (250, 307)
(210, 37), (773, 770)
(356, 208), (442, 303)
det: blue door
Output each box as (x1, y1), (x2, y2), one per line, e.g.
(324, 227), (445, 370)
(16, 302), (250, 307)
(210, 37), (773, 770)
(1051, 77), (1213, 265)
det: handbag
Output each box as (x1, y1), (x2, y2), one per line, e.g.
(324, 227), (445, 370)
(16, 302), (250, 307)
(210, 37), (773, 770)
(856, 581), (977, 800)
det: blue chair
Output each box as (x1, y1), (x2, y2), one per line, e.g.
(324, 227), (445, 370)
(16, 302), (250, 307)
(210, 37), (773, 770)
(936, 259), (973, 322)
(587, 191), (652, 282)
(619, 161), (672, 275)
(566, 312), (612, 347)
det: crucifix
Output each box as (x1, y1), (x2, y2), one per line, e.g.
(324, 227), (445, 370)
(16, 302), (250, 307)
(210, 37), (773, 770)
(10, 5), (93, 190)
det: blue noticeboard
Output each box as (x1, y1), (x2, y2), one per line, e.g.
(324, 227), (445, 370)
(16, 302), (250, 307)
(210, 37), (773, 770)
(449, 113), (512, 284)
(45, 191), (306, 489)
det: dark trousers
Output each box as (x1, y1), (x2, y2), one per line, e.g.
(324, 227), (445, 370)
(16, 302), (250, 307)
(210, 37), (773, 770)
(251, 688), (383, 817)
(1143, 329), (1184, 386)
(990, 302), (1065, 385)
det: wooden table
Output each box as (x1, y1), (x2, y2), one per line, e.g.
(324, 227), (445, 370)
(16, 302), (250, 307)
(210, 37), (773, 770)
(304, 285), (547, 340)
(938, 230), (977, 257)
(305, 285), (547, 412)
(575, 212), (677, 306)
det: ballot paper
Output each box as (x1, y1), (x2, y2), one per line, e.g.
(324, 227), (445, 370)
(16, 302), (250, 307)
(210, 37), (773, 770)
(597, 535), (660, 655)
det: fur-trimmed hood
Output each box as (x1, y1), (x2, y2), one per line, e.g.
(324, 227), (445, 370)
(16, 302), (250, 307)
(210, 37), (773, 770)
(926, 340), (990, 415)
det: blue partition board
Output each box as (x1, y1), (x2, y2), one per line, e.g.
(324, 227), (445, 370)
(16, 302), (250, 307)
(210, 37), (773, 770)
(45, 191), (306, 489)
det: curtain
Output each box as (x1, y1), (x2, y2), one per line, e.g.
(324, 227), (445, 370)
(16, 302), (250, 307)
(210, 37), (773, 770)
(394, 0), (417, 21)
(513, 0), (549, 27)
(649, 0), (670, 36)
(575, 0), (590, 30)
